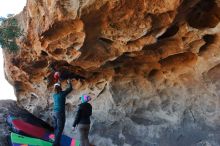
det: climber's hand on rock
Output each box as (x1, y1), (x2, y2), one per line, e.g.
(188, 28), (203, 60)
(67, 79), (71, 84)
(72, 127), (76, 131)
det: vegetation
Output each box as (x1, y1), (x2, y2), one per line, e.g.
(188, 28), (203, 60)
(0, 16), (23, 52)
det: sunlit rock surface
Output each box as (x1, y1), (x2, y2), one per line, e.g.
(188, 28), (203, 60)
(2, 0), (220, 145)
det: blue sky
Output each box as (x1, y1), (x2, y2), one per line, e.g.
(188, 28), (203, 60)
(0, 0), (26, 100)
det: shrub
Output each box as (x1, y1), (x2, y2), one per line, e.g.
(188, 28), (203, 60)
(0, 16), (23, 52)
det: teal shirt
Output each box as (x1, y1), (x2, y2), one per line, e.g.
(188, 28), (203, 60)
(52, 83), (72, 112)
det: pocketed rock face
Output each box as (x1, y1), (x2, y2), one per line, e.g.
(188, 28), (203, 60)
(2, 0), (220, 145)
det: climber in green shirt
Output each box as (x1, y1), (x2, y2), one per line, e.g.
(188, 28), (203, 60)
(52, 79), (72, 146)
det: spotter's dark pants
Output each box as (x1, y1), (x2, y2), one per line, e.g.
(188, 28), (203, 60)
(78, 124), (90, 146)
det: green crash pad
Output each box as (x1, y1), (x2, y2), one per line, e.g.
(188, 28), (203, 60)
(11, 133), (52, 146)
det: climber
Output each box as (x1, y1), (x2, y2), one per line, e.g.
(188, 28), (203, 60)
(72, 94), (92, 146)
(52, 79), (73, 146)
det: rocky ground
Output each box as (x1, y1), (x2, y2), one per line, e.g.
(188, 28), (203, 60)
(0, 100), (13, 146)
(0, 100), (27, 146)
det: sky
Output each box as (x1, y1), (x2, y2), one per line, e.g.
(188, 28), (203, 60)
(0, 0), (26, 100)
